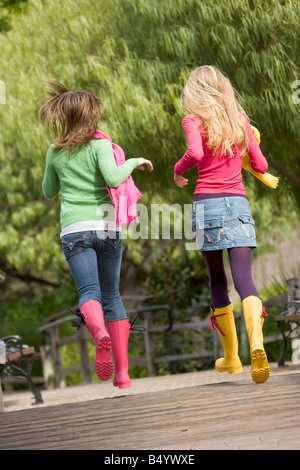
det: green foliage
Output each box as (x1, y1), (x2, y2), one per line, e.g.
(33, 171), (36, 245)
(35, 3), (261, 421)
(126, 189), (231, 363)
(0, 278), (78, 382)
(141, 244), (213, 374)
(0, 0), (27, 32)
(0, 279), (78, 347)
(0, 0), (299, 386)
(145, 245), (209, 315)
(0, 0), (299, 285)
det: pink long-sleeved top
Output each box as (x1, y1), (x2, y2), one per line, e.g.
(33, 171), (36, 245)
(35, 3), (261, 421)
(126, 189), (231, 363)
(174, 114), (268, 197)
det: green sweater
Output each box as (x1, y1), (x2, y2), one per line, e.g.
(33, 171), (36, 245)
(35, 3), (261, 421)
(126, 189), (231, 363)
(42, 139), (139, 229)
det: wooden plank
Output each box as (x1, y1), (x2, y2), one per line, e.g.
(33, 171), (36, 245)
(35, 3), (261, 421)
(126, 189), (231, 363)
(6, 347), (35, 362)
(153, 352), (213, 363)
(143, 311), (157, 376)
(44, 306), (80, 323)
(1, 376), (44, 385)
(275, 315), (300, 323)
(38, 315), (75, 332)
(149, 321), (209, 333)
(0, 371), (299, 450)
(43, 296), (153, 323)
(263, 333), (282, 344)
(263, 293), (287, 308)
(78, 328), (91, 385)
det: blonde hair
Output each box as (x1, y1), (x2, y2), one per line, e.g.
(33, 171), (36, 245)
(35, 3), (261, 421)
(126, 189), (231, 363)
(39, 81), (105, 155)
(181, 66), (249, 156)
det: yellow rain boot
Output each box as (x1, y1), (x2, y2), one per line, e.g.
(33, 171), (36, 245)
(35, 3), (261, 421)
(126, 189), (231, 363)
(209, 304), (243, 374)
(242, 296), (270, 384)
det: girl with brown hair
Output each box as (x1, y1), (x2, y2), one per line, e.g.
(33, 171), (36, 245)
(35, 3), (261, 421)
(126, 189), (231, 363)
(40, 82), (152, 388)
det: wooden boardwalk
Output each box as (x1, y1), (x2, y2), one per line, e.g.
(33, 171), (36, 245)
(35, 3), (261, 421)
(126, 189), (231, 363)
(0, 363), (300, 450)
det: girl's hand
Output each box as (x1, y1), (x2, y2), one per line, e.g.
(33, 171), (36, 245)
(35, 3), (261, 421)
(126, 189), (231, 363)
(174, 173), (188, 188)
(137, 158), (153, 172)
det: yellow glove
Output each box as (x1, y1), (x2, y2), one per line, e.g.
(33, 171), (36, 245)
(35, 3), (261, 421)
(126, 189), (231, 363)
(242, 126), (279, 189)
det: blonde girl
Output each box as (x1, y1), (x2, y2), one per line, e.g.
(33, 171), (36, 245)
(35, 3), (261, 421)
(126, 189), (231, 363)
(174, 66), (269, 384)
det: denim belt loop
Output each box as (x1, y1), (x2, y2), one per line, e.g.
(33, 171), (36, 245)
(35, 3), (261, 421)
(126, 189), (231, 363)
(225, 197), (230, 208)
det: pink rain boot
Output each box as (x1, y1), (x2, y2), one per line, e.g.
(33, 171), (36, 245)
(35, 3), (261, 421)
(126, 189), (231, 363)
(107, 319), (131, 389)
(80, 300), (114, 381)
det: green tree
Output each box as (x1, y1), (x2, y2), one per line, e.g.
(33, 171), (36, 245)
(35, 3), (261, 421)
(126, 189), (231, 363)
(0, 0), (27, 32)
(0, 0), (299, 293)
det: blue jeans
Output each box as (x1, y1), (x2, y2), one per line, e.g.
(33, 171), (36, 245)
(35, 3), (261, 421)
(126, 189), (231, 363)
(61, 231), (127, 321)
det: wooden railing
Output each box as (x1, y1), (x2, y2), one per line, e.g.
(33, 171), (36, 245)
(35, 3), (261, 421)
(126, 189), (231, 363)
(38, 280), (300, 389)
(38, 296), (219, 388)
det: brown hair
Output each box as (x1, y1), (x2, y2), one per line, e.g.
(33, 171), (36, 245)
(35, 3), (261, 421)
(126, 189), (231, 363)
(39, 81), (105, 155)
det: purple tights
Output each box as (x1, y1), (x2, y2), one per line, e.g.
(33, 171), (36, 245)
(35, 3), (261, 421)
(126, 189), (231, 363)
(201, 247), (259, 308)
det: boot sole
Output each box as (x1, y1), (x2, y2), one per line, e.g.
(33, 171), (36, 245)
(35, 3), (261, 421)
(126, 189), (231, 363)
(251, 349), (270, 384)
(95, 337), (114, 381)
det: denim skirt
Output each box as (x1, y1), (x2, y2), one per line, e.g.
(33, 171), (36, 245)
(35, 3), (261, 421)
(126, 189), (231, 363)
(192, 196), (257, 251)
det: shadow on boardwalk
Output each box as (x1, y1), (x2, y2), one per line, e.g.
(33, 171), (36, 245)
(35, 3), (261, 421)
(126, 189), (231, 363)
(1, 363), (300, 450)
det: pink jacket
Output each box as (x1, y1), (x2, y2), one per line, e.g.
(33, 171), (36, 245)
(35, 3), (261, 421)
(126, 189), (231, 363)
(94, 130), (142, 226)
(174, 114), (268, 196)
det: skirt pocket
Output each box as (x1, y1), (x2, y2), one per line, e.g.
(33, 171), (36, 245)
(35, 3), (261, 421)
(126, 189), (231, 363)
(203, 219), (225, 244)
(238, 215), (256, 239)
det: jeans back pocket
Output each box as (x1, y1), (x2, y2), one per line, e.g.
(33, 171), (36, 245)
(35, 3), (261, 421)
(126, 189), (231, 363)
(61, 233), (87, 259)
(102, 237), (123, 258)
